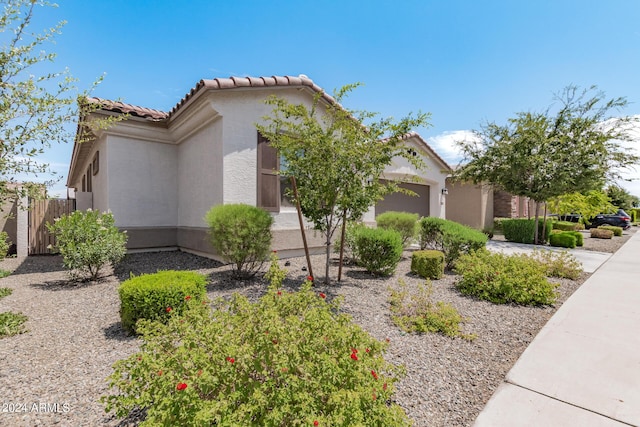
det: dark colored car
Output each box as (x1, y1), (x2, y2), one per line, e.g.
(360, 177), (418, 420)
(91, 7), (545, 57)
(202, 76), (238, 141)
(589, 209), (631, 230)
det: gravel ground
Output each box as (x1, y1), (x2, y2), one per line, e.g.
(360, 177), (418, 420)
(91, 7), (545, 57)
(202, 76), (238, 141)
(0, 227), (635, 426)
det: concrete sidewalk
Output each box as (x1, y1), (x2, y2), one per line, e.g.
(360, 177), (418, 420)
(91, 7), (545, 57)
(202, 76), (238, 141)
(486, 239), (612, 273)
(474, 230), (640, 426)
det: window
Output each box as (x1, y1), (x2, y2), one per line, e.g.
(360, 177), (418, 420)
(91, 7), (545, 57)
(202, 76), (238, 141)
(257, 132), (295, 212)
(92, 151), (99, 175)
(86, 163), (92, 192)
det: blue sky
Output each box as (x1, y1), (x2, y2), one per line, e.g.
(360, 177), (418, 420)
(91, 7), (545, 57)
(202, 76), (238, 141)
(25, 0), (640, 197)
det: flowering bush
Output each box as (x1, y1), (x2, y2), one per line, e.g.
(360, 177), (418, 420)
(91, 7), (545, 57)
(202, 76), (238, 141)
(205, 203), (273, 279)
(46, 209), (127, 280)
(103, 281), (410, 426)
(454, 249), (558, 305)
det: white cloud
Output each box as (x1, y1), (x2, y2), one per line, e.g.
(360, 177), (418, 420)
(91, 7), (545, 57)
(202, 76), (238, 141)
(426, 130), (478, 166)
(428, 118), (640, 197)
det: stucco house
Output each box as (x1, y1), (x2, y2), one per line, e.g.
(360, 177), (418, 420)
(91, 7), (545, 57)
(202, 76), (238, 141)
(67, 75), (451, 258)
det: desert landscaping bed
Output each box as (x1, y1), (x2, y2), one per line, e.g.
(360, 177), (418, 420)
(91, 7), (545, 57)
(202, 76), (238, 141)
(0, 228), (635, 426)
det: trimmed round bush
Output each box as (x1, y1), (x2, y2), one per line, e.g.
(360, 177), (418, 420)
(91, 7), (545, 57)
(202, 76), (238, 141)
(566, 231), (584, 246)
(590, 228), (613, 239)
(502, 218), (553, 244)
(549, 232), (577, 248)
(205, 204), (273, 278)
(411, 250), (445, 279)
(353, 227), (403, 276)
(418, 217), (487, 269)
(552, 221), (581, 232)
(104, 282), (409, 425)
(597, 225), (622, 236)
(119, 270), (207, 334)
(454, 249), (558, 305)
(375, 211), (418, 246)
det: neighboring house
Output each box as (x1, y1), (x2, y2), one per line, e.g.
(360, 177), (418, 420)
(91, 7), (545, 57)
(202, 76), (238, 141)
(67, 75), (451, 259)
(446, 178), (532, 230)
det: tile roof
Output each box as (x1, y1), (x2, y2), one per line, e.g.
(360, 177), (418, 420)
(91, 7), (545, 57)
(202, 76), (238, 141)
(87, 74), (338, 121)
(85, 97), (168, 120)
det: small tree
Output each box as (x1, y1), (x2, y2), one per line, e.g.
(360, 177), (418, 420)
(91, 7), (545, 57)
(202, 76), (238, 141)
(606, 184), (636, 211)
(257, 84), (430, 283)
(547, 190), (615, 223)
(455, 85), (639, 244)
(47, 210), (128, 280)
(0, 0), (120, 206)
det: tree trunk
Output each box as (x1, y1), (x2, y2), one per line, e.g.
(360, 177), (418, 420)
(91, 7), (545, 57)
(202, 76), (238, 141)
(533, 201), (540, 245)
(291, 176), (314, 281)
(325, 232), (331, 285)
(337, 210), (347, 282)
(541, 202), (548, 244)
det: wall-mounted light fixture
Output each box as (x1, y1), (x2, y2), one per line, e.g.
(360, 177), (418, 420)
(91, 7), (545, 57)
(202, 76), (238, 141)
(441, 188), (449, 195)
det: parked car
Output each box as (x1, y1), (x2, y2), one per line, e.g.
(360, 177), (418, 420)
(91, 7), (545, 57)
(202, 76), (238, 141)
(588, 209), (631, 230)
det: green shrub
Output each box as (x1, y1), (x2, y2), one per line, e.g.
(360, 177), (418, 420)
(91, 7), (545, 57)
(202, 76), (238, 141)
(0, 311), (28, 338)
(502, 218), (553, 244)
(552, 221), (581, 232)
(598, 225), (622, 236)
(0, 269), (10, 278)
(590, 228), (613, 239)
(493, 217), (510, 234)
(103, 282), (410, 426)
(0, 287), (11, 299)
(389, 280), (474, 340)
(205, 204), (273, 279)
(0, 231), (9, 260)
(353, 227), (403, 276)
(549, 232), (577, 248)
(375, 211), (418, 246)
(334, 221), (367, 265)
(418, 217), (487, 269)
(529, 250), (582, 280)
(410, 250), (444, 280)
(47, 209), (128, 280)
(454, 249), (558, 305)
(574, 222), (586, 230)
(118, 270), (208, 334)
(566, 231), (583, 246)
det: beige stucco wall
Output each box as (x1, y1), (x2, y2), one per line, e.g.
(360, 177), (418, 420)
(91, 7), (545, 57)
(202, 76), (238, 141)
(208, 88), (320, 231)
(67, 137), (107, 212)
(370, 136), (449, 221)
(446, 179), (493, 229)
(107, 135), (178, 227)
(176, 119), (223, 228)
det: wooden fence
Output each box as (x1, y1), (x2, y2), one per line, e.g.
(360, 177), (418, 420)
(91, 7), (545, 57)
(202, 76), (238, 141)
(28, 199), (76, 255)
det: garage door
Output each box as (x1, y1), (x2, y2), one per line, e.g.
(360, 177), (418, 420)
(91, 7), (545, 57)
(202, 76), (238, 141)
(375, 181), (430, 217)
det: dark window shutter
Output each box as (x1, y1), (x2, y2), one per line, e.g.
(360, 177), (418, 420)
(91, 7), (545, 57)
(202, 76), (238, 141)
(257, 132), (279, 211)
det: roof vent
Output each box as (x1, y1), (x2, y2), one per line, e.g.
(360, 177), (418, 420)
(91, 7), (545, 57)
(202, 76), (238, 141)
(298, 74), (309, 79)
